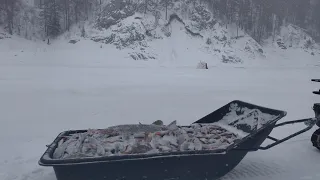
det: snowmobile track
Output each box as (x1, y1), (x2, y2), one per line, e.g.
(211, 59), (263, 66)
(220, 159), (288, 180)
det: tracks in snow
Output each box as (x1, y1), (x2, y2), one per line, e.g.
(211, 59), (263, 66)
(220, 159), (289, 180)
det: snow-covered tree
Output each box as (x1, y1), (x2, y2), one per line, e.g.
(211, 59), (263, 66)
(39, 0), (61, 37)
(0, 0), (319, 42)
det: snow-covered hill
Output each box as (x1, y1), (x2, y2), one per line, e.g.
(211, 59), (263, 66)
(65, 0), (265, 64)
(41, 0), (317, 67)
(1, 26), (319, 70)
(1, 0), (319, 67)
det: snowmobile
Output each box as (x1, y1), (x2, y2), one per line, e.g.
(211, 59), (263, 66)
(311, 79), (320, 150)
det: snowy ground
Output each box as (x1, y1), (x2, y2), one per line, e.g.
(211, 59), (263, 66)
(0, 38), (320, 180)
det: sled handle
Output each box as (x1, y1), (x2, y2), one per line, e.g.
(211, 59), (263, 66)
(233, 118), (317, 151)
(257, 118), (316, 150)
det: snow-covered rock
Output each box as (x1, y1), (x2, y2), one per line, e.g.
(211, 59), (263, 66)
(188, 4), (216, 32)
(92, 16), (147, 49)
(85, 0), (261, 64)
(222, 54), (242, 64)
(278, 24), (319, 51)
(0, 32), (10, 40)
(197, 61), (208, 69)
(95, 0), (136, 30)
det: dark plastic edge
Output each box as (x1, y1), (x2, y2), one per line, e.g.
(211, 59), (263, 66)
(195, 100), (287, 124)
(38, 100), (287, 166)
(313, 91), (320, 95)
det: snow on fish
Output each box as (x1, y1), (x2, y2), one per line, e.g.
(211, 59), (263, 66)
(52, 120), (245, 159)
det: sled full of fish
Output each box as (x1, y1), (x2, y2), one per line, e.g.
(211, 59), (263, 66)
(38, 100), (317, 180)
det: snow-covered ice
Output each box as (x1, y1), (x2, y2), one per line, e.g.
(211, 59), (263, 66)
(0, 37), (320, 180)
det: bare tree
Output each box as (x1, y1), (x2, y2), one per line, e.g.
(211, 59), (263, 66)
(62, 0), (70, 31)
(3, 0), (15, 35)
(144, 0), (148, 14)
(165, 0), (168, 20)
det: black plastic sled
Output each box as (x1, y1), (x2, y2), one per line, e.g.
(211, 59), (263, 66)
(39, 100), (317, 180)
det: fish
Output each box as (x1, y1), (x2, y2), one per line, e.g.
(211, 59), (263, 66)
(104, 120), (177, 136)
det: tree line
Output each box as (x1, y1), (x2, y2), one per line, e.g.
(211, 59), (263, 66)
(0, 0), (319, 42)
(200, 0), (320, 42)
(0, 0), (102, 38)
(38, 0), (102, 38)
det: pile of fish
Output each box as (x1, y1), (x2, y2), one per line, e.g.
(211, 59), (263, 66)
(53, 120), (246, 160)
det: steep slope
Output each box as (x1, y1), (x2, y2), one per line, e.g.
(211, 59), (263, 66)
(1, 0), (319, 68)
(57, 0), (266, 66)
(52, 0), (318, 67)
